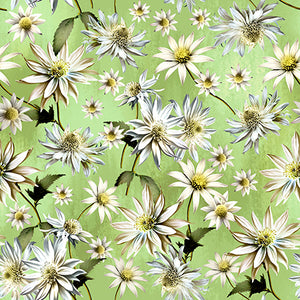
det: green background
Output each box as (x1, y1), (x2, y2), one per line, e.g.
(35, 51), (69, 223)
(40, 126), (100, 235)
(0, 0), (299, 299)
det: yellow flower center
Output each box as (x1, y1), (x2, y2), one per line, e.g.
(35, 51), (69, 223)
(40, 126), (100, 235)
(112, 26), (131, 47)
(191, 174), (207, 190)
(257, 228), (276, 247)
(106, 132), (116, 141)
(61, 132), (82, 152)
(215, 205), (228, 218)
(58, 191), (66, 199)
(218, 260), (230, 272)
(241, 178), (250, 187)
(95, 245), (105, 255)
(3, 263), (23, 283)
(203, 79), (213, 89)
(174, 47), (191, 64)
(151, 122), (166, 141)
(14, 211), (24, 221)
(125, 82), (141, 97)
(242, 108), (260, 129)
(284, 162), (300, 180)
(184, 119), (203, 139)
(234, 74), (244, 83)
(63, 219), (81, 235)
(88, 105), (97, 113)
(107, 78), (116, 87)
(19, 17), (32, 30)
(41, 263), (58, 284)
(97, 193), (110, 205)
(281, 55), (297, 72)
(196, 15), (205, 23)
(135, 214), (155, 232)
(217, 154), (227, 163)
(160, 18), (170, 27)
(160, 269), (180, 291)
(50, 60), (69, 78)
(241, 21), (263, 46)
(120, 269), (133, 281)
(5, 107), (19, 121)
(135, 8), (144, 16)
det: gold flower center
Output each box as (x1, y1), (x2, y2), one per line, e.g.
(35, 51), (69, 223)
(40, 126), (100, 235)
(234, 74), (244, 83)
(106, 132), (116, 141)
(97, 193), (109, 205)
(42, 263), (58, 284)
(184, 119), (203, 139)
(120, 269), (133, 281)
(217, 154), (227, 163)
(215, 205), (228, 218)
(88, 105), (97, 113)
(241, 21), (263, 46)
(5, 107), (19, 121)
(19, 17), (32, 30)
(203, 79), (213, 89)
(191, 174), (207, 190)
(107, 78), (116, 87)
(218, 260), (230, 272)
(50, 60), (69, 78)
(95, 245), (105, 254)
(257, 228), (276, 247)
(14, 211), (24, 221)
(196, 15), (205, 23)
(160, 269), (180, 291)
(174, 47), (190, 64)
(61, 132), (82, 152)
(112, 26), (131, 47)
(281, 55), (297, 72)
(151, 122), (166, 141)
(3, 263), (23, 283)
(284, 162), (300, 180)
(241, 178), (250, 187)
(160, 18), (170, 27)
(135, 8), (144, 16)
(58, 191), (66, 199)
(135, 214), (155, 232)
(63, 219), (81, 235)
(242, 108), (260, 129)
(125, 82), (141, 97)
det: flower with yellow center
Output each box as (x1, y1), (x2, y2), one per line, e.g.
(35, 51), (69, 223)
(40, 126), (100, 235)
(196, 69), (221, 96)
(6, 203), (32, 231)
(226, 64), (252, 91)
(129, 0), (150, 23)
(81, 97), (103, 119)
(209, 145), (234, 172)
(190, 8), (211, 30)
(99, 68), (124, 96)
(100, 122), (124, 150)
(151, 9), (177, 37)
(53, 184), (72, 206)
(87, 236), (113, 260)
(232, 169), (257, 197)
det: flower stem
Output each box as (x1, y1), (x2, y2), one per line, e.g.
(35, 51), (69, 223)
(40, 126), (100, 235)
(0, 7), (7, 11)
(84, 283), (92, 300)
(267, 270), (282, 300)
(125, 153), (140, 195)
(136, 102), (139, 119)
(68, 241), (72, 258)
(114, 0), (117, 13)
(19, 191), (41, 225)
(226, 275), (250, 300)
(186, 194), (193, 236)
(71, 295), (76, 300)
(56, 101), (65, 131)
(279, 0), (300, 9)
(89, 0), (94, 8)
(114, 284), (121, 300)
(120, 143), (128, 168)
(294, 74), (300, 85)
(77, 204), (94, 220)
(248, 0), (256, 8)
(74, 0), (82, 13)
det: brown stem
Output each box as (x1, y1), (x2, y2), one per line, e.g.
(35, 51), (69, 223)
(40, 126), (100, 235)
(74, 0), (82, 13)
(19, 191), (41, 225)
(248, 0), (256, 8)
(226, 275), (250, 300)
(294, 74), (300, 85)
(279, 0), (300, 9)
(120, 143), (128, 168)
(77, 204), (94, 220)
(84, 283), (92, 300)
(114, 0), (117, 13)
(136, 102), (139, 119)
(71, 295), (76, 300)
(68, 241), (72, 258)
(267, 270), (282, 300)
(125, 153), (140, 195)
(186, 194), (193, 235)
(56, 101), (65, 131)
(0, 8), (7, 11)
(114, 284), (120, 300)
(89, 0), (94, 8)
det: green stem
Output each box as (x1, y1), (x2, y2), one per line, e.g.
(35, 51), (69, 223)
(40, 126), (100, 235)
(114, 0), (117, 13)
(77, 204), (94, 220)
(74, 0), (82, 13)
(279, 0), (300, 9)
(267, 270), (282, 300)
(226, 275), (250, 300)
(120, 143), (128, 168)
(68, 241), (72, 258)
(114, 284), (120, 300)
(248, 0), (256, 8)
(84, 282), (92, 300)
(186, 194), (193, 235)
(19, 191), (41, 225)
(56, 101), (65, 131)
(125, 153), (140, 195)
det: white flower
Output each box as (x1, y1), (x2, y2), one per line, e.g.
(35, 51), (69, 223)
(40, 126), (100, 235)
(99, 68), (124, 96)
(154, 33), (214, 84)
(6, 203), (32, 230)
(195, 70), (221, 96)
(190, 8), (210, 30)
(164, 0), (205, 13)
(38, 124), (107, 177)
(52, 184), (72, 205)
(0, 93), (32, 135)
(151, 9), (177, 37)
(129, 1), (150, 22)
(226, 64), (252, 91)
(82, 176), (119, 223)
(82, 10), (150, 72)
(21, 238), (85, 300)
(210, 0), (284, 56)
(11, 0), (73, 13)
(6, 6), (45, 43)
(231, 169), (257, 196)
(289, 253), (300, 299)
(208, 145), (234, 172)
(292, 102), (300, 124)
(261, 40), (300, 92)
(99, 122), (124, 149)
(147, 246), (208, 299)
(81, 97), (103, 119)
(86, 236), (113, 260)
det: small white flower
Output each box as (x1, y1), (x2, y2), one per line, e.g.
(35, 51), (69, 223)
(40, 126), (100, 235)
(81, 97), (103, 119)
(190, 8), (210, 30)
(151, 9), (177, 37)
(289, 253), (300, 299)
(99, 122), (124, 149)
(208, 145), (234, 172)
(195, 69), (221, 96)
(52, 184), (72, 205)
(164, 0), (205, 13)
(129, 1), (150, 22)
(231, 169), (257, 196)
(226, 64), (252, 91)
(6, 203), (32, 230)
(86, 236), (113, 260)
(99, 69), (124, 96)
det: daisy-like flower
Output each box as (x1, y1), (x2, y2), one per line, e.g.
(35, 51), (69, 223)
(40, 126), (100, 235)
(6, 6), (44, 43)
(0, 238), (33, 300)
(169, 159), (227, 212)
(261, 131), (300, 205)
(44, 207), (93, 246)
(195, 70), (221, 96)
(20, 42), (97, 111)
(86, 236), (113, 260)
(226, 64), (252, 91)
(0, 43), (20, 86)
(225, 87), (289, 154)
(82, 176), (119, 223)
(0, 139), (38, 205)
(232, 169), (257, 196)
(147, 246), (208, 299)
(190, 8), (210, 30)
(21, 237), (85, 300)
(112, 185), (188, 257)
(230, 206), (300, 279)
(154, 33), (214, 84)
(82, 10), (150, 72)
(115, 69), (162, 108)
(129, 1), (150, 23)
(201, 191), (241, 230)
(170, 95), (216, 162)
(261, 40), (300, 93)
(208, 145), (234, 172)
(210, 0), (284, 57)
(164, 0), (205, 13)
(38, 124), (106, 177)
(99, 69), (124, 96)
(105, 257), (146, 297)
(151, 9), (177, 37)
(6, 203), (32, 230)
(293, 102), (300, 124)
(99, 122), (124, 149)
(81, 97), (103, 119)
(52, 184), (72, 205)
(289, 253), (300, 299)
(126, 98), (187, 169)
(0, 94), (32, 135)
(205, 253), (240, 287)
(11, 0), (72, 13)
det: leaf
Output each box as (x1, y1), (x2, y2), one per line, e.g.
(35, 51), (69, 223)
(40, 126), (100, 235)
(73, 274), (93, 289)
(228, 280), (251, 297)
(80, 258), (102, 274)
(39, 174), (65, 190)
(138, 175), (160, 199)
(190, 227), (215, 242)
(53, 17), (75, 55)
(18, 226), (34, 251)
(115, 171), (134, 187)
(80, 11), (99, 30)
(248, 275), (267, 297)
(35, 106), (54, 126)
(122, 134), (137, 149)
(104, 121), (130, 132)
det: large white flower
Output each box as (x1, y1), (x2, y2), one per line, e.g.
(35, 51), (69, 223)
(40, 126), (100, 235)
(290, 253), (300, 299)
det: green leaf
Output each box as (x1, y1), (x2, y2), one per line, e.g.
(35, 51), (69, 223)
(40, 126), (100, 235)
(115, 171), (134, 187)
(80, 11), (99, 30)
(73, 275), (93, 289)
(36, 106), (55, 126)
(247, 275), (267, 297)
(38, 174), (65, 190)
(228, 280), (251, 297)
(18, 226), (35, 251)
(122, 134), (137, 148)
(53, 17), (75, 55)
(80, 258), (102, 274)
(190, 227), (215, 242)
(104, 121), (130, 132)
(138, 175), (160, 199)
